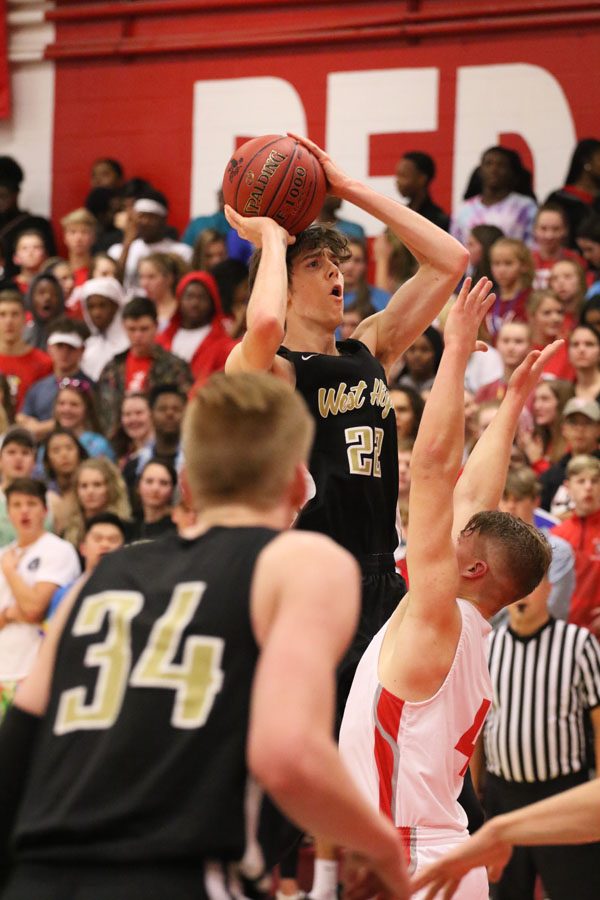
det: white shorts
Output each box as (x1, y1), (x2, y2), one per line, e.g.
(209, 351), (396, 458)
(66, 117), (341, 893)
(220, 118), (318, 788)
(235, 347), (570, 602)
(404, 828), (488, 900)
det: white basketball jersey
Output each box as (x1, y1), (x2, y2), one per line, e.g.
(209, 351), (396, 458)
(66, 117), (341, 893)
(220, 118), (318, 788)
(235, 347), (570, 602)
(340, 599), (492, 839)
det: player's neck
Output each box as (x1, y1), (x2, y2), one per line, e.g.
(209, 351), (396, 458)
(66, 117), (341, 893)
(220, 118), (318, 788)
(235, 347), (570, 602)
(509, 611), (550, 636)
(284, 318), (338, 355)
(457, 582), (491, 619)
(194, 503), (288, 533)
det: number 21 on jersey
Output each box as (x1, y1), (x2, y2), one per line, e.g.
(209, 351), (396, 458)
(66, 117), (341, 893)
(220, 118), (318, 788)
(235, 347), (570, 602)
(54, 582), (224, 735)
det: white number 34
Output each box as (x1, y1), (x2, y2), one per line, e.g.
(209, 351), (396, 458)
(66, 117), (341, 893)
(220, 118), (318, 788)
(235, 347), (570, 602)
(54, 582), (224, 735)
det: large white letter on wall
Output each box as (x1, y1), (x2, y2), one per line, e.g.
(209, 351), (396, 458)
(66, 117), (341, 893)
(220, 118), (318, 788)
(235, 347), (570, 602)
(326, 68), (439, 236)
(191, 77), (306, 218)
(453, 64), (576, 212)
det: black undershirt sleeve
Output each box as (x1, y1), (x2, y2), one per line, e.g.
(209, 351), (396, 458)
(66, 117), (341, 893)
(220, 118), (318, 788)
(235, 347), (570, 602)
(0, 705), (41, 877)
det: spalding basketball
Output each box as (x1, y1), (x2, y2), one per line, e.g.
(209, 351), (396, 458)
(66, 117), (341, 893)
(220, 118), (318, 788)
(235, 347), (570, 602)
(222, 134), (327, 235)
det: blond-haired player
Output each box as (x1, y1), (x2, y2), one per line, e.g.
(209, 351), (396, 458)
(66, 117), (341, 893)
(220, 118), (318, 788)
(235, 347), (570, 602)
(0, 373), (409, 900)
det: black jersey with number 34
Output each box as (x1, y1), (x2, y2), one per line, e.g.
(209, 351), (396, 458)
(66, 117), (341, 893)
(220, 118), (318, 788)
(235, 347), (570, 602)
(279, 339), (398, 559)
(11, 527), (279, 867)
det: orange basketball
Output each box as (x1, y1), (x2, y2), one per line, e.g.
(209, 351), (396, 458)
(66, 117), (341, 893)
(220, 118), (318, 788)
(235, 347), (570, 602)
(222, 134), (327, 235)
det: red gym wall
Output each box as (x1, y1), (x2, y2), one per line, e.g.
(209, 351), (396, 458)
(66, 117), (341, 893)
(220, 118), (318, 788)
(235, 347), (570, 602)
(46, 1), (600, 235)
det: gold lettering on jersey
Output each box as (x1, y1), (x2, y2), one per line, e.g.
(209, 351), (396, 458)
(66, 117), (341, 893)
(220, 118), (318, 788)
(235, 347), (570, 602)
(318, 380), (368, 417)
(370, 378), (393, 418)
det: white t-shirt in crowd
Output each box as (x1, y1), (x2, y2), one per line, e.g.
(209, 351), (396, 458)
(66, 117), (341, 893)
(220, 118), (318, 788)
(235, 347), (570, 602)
(0, 532), (81, 681)
(171, 325), (211, 363)
(464, 343), (504, 395)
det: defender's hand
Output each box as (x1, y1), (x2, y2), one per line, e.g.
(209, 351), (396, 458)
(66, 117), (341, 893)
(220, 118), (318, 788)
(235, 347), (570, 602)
(443, 277), (496, 354)
(410, 822), (513, 899)
(507, 340), (564, 399)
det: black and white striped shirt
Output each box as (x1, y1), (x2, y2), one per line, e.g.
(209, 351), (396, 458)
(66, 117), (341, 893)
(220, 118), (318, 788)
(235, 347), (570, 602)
(485, 618), (600, 782)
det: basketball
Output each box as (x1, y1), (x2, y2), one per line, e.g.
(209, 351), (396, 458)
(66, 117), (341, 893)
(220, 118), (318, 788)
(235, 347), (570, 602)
(222, 134), (327, 234)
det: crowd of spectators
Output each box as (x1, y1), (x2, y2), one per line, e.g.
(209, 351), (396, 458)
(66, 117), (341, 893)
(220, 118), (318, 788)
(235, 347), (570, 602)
(0, 138), (600, 892)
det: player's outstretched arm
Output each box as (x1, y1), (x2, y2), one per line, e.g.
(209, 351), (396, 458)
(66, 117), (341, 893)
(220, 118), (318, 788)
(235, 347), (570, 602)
(289, 134), (469, 370)
(412, 778), (600, 899)
(247, 531), (410, 899)
(224, 206), (295, 376)
(406, 278), (495, 625)
(452, 339), (563, 537)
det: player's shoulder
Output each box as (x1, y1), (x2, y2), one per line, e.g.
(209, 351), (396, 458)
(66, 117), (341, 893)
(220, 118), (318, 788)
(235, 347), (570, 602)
(258, 529), (359, 578)
(90, 531), (184, 583)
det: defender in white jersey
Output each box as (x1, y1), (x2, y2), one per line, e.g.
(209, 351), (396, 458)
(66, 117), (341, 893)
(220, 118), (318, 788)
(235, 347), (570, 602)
(340, 278), (557, 899)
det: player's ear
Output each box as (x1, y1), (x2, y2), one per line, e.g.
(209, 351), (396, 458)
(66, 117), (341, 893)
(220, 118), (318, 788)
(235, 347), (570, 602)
(289, 462), (309, 513)
(178, 467), (196, 512)
(463, 559), (488, 580)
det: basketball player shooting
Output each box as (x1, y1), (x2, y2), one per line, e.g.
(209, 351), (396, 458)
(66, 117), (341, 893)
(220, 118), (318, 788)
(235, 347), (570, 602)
(225, 133), (470, 685)
(339, 281), (560, 900)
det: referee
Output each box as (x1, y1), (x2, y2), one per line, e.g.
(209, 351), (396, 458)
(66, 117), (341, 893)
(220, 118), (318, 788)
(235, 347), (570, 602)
(477, 575), (600, 899)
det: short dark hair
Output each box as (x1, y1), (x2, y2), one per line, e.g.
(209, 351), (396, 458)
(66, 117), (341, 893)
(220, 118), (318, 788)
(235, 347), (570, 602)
(535, 201), (569, 228)
(14, 228), (46, 246)
(581, 298), (600, 327)
(84, 512), (128, 542)
(42, 427), (89, 479)
(122, 296), (157, 322)
(5, 477), (46, 506)
(148, 383), (187, 409)
(93, 157), (124, 180)
(248, 223), (351, 293)
(577, 213), (600, 245)
(403, 151), (436, 183)
(461, 509), (552, 602)
(138, 457), (178, 488)
(0, 289), (25, 309)
(0, 156), (24, 191)
(47, 316), (89, 340)
(1, 427), (35, 453)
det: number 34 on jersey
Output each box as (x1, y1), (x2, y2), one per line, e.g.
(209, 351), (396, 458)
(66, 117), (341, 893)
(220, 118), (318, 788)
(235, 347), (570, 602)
(54, 582), (224, 735)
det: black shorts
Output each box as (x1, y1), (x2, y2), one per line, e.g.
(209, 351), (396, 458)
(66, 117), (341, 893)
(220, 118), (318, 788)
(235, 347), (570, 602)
(1, 861), (227, 900)
(485, 771), (600, 900)
(336, 555), (406, 729)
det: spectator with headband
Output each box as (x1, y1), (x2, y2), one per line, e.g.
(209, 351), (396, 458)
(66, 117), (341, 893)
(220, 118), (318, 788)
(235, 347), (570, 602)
(17, 318), (92, 442)
(107, 189), (192, 292)
(80, 276), (129, 381)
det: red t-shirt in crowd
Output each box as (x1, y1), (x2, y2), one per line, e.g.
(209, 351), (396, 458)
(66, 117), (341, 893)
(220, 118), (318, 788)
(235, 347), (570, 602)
(124, 352), (152, 393)
(552, 509), (600, 631)
(531, 341), (575, 381)
(73, 265), (90, 287)
(0, 347), (53, 410)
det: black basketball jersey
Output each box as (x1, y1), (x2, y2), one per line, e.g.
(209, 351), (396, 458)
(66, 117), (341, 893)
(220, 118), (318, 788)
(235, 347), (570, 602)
(12, 526), (279, 866)
(279, 339), (398, 559)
